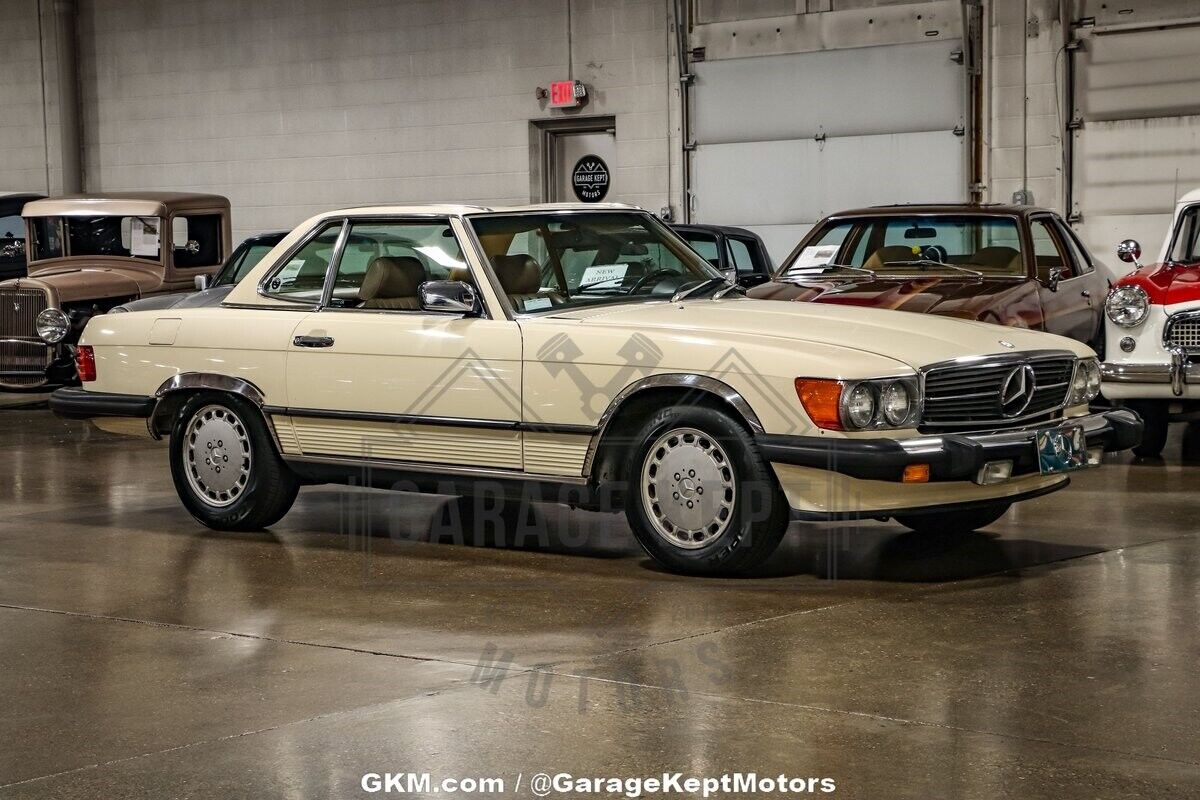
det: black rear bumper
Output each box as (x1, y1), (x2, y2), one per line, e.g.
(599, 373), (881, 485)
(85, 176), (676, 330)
(49, 387), (154, 419)
(757, 408), (1143, 483)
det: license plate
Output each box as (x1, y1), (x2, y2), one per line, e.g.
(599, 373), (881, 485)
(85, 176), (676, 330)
(1037, 425), (1086, 475)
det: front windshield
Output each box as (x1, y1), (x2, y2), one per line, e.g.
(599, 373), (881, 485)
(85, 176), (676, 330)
(1169, 205), (1200, 264)
(784, 215), (1026, 277)
(469, 212), (722, 313)
(30, 215), (164, 262)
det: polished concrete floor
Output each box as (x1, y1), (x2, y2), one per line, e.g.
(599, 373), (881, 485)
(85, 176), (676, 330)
(1, 406), (1199, 798)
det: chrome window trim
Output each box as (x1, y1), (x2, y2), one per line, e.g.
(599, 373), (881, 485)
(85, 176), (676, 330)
(310, 215), (493, 320)
(256, 217), (347, 307)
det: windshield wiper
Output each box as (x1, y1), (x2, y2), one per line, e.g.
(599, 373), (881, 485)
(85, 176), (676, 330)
(713, 282), (747, 299)
(881, 259), (984, 278)
(783, 263), (876, 279)
(671, 276), (727, 302)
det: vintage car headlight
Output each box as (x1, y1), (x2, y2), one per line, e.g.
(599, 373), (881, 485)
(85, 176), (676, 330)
(1067, 358), (1102, 406)
(1105, 285), (1149, 327)
(35, 308), (70, 343)
(795, 377), (920, 431)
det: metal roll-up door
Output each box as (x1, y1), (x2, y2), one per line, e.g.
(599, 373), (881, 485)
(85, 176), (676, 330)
(690, 37), (969, 262)
(1069, 21), (1200, 279)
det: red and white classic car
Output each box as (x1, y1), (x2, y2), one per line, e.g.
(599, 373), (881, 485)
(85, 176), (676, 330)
(1101, 189), (1200, 456)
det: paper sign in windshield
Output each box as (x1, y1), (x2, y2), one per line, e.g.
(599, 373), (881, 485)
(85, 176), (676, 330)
(579, 263), (628, 286)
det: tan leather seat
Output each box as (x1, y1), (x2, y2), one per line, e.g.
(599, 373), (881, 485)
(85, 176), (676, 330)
(358, 256), (425, 310)
(448, 267), (476, 287)
(970, 246), (1022, 273)
(864, 245), (919, 270)
(492, 254), (558, 311)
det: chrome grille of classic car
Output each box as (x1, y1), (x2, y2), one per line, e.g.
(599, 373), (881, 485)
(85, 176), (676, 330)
(0, 288), (52, 387)
(920, 352), (1076, 432)
(1164, 311), (1200, 352)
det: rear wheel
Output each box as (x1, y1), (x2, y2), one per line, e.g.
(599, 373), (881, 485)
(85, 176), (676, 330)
(624, 406), (789, 576)
(894, 501), (1011, 536)
(1126, 400), (1169, 458)
(169, 392), (299, 530)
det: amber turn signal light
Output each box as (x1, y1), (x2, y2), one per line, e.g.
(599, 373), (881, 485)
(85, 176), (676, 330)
(794, 378), (843, 430)
(75, 345), (96, 382)
(902, 464), (930, 483)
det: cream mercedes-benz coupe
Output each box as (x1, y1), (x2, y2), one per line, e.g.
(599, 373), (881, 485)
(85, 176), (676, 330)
(51, 204), (1141, 575)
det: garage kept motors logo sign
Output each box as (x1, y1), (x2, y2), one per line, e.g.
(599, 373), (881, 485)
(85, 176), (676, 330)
(571, 155), (610, 202)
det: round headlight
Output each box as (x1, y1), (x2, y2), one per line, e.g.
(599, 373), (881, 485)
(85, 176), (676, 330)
(1070, 363), (1088, 402)
(35, 308), (70, 344)
(880, 382), (910, 426)
(1105, 285), (1149, 327)
(844, 383), (876, 429)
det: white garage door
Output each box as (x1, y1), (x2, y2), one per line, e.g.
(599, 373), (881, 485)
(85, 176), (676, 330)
(691, 39), (969, 262)
(1070, 24), (1200, 280)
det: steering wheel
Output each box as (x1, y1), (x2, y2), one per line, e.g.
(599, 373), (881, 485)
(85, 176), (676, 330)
(628, 268), (679, 293)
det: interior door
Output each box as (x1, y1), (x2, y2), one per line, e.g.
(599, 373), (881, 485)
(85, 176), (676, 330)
(551, 129), (617, 203)
(1030, 216), (1096, 342)
(277, 218), (524, 470)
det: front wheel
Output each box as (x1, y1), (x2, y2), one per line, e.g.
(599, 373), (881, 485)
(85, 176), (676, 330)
(624, 406), (790, 576)
(1125, 400), (1169, 458)
(169, 392), (299, 530)
(894, 501), (1011, 536)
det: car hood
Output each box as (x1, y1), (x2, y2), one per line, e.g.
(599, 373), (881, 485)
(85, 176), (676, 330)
(0, 267), (155, 304)
(549, 298), (1090, 369)
(750, 274), (1029, 317)
(1117, 262), (1200, 306)
(116, 285), (233, 312)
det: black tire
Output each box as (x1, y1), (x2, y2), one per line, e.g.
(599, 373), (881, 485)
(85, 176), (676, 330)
(894, 501), (1011, 536)
(169, 392), (299, 531)
(1126, 400), (1169, 458)
(624, 405), (789, 576)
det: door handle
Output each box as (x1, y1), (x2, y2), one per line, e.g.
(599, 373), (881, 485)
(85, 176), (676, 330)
(1081, 290), (1091, 298)
(293, 335), (335, 348)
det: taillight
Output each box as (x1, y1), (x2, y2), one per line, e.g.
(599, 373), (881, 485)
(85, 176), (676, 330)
(794, 378), (843, 430)
(75, 345), (96, 382)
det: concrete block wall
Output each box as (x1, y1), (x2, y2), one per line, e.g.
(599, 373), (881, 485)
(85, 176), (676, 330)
(75, 0), (679, 240)
(986, 0), (1066, 211)
(0, 0), (49, 193)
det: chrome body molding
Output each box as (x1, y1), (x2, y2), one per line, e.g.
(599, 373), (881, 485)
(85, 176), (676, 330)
(154, 372), (266, 404)
(283, 453), (588, 486)
(581, 373), (766, 478)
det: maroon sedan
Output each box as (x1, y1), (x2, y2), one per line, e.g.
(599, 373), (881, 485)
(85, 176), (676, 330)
(749, 205), (1108, 350)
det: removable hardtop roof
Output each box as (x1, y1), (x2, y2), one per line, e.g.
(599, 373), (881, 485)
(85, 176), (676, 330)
(23, 192), (230, 218)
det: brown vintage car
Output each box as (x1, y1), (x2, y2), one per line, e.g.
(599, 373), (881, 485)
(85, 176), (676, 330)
(0, 192), (230, 390)
(749, 205), (1109, 350)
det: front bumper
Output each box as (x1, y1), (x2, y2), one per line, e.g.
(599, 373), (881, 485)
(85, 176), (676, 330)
(757, 409), (1143, 484)
(49, 387), (154, 419)
(1102, 352), (1200, 398)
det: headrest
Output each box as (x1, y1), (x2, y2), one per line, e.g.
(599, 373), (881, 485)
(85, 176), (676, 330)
(359, 257), (425, 301)
(492, 254), (540, 294)
(449, 267), (473, 284)
(971, 246), (1022, 271)
(864, 245), (918, 271)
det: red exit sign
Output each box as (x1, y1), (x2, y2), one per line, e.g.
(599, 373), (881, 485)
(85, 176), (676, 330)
(548, 80), (586, 108)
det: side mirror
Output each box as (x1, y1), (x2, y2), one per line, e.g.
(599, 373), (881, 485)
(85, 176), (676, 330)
(1046, 266), (1064, 292)
(194, 274), (211, 291)
(419, 280), (478, 315)
(1116, 239), (1142, 266)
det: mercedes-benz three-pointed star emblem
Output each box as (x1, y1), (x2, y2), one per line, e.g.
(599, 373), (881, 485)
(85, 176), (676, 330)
(1000, 363), (1037, 417)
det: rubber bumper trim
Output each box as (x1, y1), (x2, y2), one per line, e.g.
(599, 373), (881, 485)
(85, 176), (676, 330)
(49, 387), (155, 419)
(758, 409), (1143, 483)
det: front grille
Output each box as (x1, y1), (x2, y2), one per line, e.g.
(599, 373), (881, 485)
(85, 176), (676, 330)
(921, 352), (1076, 432)
(1165, 312), (1200, 351)
(0, 288), (52, 387)
(0, 289), (46, 338)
